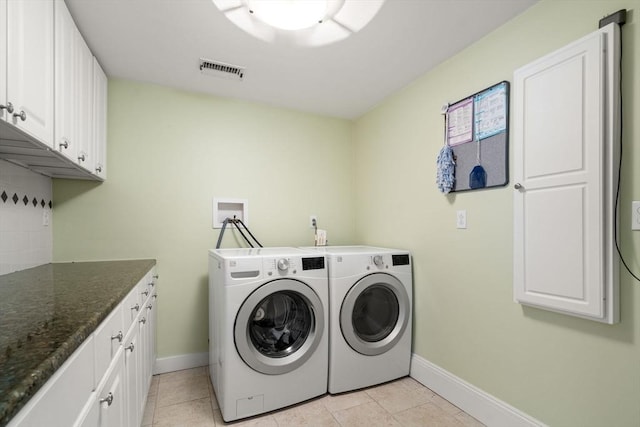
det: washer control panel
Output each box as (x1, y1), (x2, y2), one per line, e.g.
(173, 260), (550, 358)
(264, 256), (326, 277)
(265, 257), (298, 276)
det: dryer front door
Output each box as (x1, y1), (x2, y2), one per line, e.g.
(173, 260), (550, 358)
(234, 279), (325, 375)
(340, 273), (410, 356)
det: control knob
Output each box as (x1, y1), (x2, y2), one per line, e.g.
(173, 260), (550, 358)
(373, 255), (384, 267)
(277, 258), (289, 271)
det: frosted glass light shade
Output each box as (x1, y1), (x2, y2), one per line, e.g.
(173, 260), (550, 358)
(247, 0), (328, 31)
(213, 0), (385, 46)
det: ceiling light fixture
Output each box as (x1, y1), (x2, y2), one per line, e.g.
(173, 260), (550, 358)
(212, 0), (385, 46)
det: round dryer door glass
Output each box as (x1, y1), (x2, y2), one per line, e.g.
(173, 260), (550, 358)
(249, 291), (312, 357)
(235, 279), (325, 375)
(352, 285), (399, 342)
(341, 273), (410, 356)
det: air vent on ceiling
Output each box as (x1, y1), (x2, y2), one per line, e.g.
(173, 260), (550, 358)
(199, 58), (245, 81)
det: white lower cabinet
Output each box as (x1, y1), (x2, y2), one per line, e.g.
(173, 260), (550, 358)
(77, 348), (126, 427)
(8, 267), (158, 427)
(7, 335), (95, 427)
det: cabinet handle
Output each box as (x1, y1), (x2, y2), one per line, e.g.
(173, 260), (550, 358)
(95, 165), (102, 173)
(110, 331), (123, 342)
(514, 183), (524, 190)
(139, 317), (146, 325)
(142, 290), (149, 297)
(153, 274), (159, 279)
(131, 303), (140, 312)
(148, 282), (155, 288)
(13, 110), (26, 121)
(0, 102), (14, 113)
(147, 304), (153, 310)
(152, 294), (158, 299)
(99, 392), (114, 406)
(125, 343), (135, 352)
(59, 139), (69, 150)
(78, 153), (86, 162)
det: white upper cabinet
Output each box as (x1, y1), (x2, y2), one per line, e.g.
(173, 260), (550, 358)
(4, 0), (54, 145)
(76, 29), (94, 170)
(93, 58), (107, 179)
(54, 0), (78, 161)
(0, 0), (107, 181)
(0, 0), (7, 122)
(513, 24), (620, 323)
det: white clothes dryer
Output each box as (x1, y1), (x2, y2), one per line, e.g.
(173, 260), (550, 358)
(302, 246), (412, 394)
(208, 247), (328, 422)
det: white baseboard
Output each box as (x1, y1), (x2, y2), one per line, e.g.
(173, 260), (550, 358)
(154, 352), (208, 375)
(410, 354), (546, 427)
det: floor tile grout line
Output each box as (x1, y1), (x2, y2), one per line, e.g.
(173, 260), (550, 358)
(149, 369), (483, 426)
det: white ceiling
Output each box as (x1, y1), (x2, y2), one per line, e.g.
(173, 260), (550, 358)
(65, 0), (537, 119)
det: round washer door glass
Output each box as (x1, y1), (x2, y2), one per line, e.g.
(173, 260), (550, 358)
(249, 291), (311, 357)
(341, 273), (409, 356)
(235, 279), (325, 375)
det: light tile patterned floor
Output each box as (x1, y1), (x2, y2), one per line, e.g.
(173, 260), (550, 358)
(142, 367), (485, 426)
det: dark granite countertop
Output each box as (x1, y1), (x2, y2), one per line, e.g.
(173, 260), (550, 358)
(0, 259), (156, 426)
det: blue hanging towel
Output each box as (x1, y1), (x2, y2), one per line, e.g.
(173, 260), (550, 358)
(436, 145), (455, 193)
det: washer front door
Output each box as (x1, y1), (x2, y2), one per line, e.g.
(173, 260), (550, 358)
(234, 279), (325, 375)
(340, 273), (410, 356)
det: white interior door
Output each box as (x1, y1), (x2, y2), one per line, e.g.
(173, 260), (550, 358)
(513, 23), (619, 323)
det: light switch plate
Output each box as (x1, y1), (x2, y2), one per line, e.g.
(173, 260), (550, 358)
(632, 201), (640, 230)
(456, 210), (467, 229)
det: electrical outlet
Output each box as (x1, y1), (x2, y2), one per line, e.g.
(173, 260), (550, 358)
(632, 201), (640, 230)
(42, 210), (50, 227)
(456, 210), (467, 229)
(309, 215), (317, 228)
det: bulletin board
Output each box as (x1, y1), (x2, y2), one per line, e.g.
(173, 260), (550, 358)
(446, 81), (509, 192)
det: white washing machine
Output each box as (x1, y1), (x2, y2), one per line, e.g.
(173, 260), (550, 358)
(301, 246), (412, 394)
(208, 247), (329, 422)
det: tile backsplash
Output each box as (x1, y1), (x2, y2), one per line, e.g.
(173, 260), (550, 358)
(0, 159), (53, 275)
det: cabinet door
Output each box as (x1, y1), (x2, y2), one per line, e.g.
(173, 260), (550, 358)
(94, 304), (124, 389)
(92, 57), (107, 179)
(123, 326), (140, 427)
(75, 29), (93, 170)
(137, 312), (151, 417)
(74, 394), (99, 427)
(147, 272), (158, 383)
(0, 0), (7, 122)
(513, 24), (620, 323)
(6, 0), (54, 145)
(8, 336), (95, 427)
(54, 0), (78, 160)
(96, 350), (126, 427)
(145, 296), (157, 386)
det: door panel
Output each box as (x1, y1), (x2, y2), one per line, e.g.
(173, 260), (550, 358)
(340, 273), (409, 356)
(513, 24), (620, 323)
(523, 55), (586, 180)
(524, 186), (586, 300)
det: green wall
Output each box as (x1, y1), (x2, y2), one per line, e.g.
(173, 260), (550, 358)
(353, 0), (640, 426)
(53, 81), (355, 359)
(53, 0), (640, 425)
